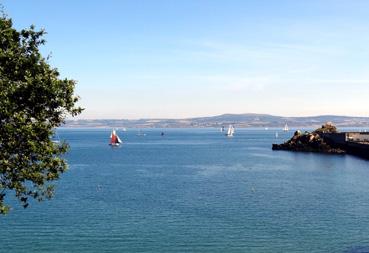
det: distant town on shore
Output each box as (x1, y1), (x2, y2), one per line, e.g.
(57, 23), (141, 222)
(65, 113), (369, 128)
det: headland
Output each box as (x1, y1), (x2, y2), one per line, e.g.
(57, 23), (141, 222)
(273, 123), (369, 159)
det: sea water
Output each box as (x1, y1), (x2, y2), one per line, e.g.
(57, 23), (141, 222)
(1, 128), (369, 253)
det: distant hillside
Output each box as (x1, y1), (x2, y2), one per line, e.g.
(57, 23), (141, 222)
(64, 113), (369, 128)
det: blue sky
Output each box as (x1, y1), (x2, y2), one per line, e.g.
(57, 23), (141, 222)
(3, 0), (369, 119)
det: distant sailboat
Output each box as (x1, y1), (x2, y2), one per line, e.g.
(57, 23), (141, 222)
(109, 129), (122, 146)
(283, 123), (289, 132)
(220, 126), (225, 132)
(275, 132), (279, 138)
(225, 125), (235, 137)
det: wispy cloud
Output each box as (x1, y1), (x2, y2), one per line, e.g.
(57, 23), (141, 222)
(310, 79), (369, 85)
(180, 38), (346, 63)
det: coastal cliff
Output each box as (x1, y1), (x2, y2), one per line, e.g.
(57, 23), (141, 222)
(272, 123), (346, 154)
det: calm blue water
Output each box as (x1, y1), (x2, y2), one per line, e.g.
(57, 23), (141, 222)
(2, 128), (369, 253)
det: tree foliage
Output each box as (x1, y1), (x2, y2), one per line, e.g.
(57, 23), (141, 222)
(0, 14), (82, 214)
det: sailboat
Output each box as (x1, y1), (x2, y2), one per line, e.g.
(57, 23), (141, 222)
(109, 129), (122, 146)
(225, 125), (235, 137)
(283, 123), (289, 132)
(220, 126), (225, 132)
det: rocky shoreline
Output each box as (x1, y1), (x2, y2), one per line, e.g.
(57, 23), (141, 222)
(272, 124), (346, 154)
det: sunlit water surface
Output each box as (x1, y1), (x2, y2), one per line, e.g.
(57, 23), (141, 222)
(2, 128), (369, 253)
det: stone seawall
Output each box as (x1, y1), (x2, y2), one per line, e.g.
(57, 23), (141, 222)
(321, 133), (369, 159)
(345, 142), (369, 159)
(272, 124), (369, 159)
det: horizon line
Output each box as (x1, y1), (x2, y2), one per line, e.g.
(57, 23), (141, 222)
(68, 113), (369, 121)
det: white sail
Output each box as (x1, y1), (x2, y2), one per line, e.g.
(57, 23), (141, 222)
(283, 123), (289, 131)
(227, 125), (232, 135)
(226, 125), (234, 137)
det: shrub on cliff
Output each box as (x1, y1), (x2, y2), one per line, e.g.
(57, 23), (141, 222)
(314, 122), (337, 134)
